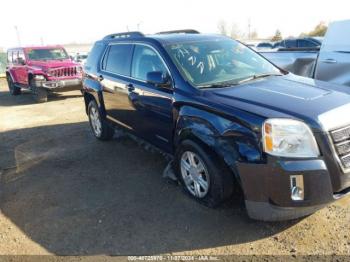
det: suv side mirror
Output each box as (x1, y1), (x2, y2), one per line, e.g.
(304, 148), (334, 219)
(17, 58), (26, 65)
(146, 71), (171, 88)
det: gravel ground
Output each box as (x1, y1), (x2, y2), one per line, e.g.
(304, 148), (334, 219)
(0, 78), (349, 257)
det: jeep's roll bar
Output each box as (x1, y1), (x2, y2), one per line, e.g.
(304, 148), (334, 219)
(156, 29), (200, 35)
(103, 31), (144, 40)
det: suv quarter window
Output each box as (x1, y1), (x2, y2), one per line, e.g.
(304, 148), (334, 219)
(131, 44), (169, 81)
(103, 44), (133, 76)
(7, 51), (12, 63)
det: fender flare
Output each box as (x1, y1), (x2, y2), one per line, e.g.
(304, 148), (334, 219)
(6, 70), (15, 82)
(174, 105), (263, 184)
(82, 78), (105, 116)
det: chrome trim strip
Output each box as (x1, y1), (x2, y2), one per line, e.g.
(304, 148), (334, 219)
(318, 103), (350, 173)
(318, 103), (350, 131)
(326, 132), (350, 173)
(106, 115), (133, 130)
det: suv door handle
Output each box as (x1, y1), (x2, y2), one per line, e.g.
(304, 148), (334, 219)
(321, 58), (337, 64)
(98, 75), (104, 81)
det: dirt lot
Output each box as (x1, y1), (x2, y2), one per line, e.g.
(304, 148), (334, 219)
(0, 78), (349, 257)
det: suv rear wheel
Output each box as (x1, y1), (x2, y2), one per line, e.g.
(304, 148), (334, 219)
(88, 100), (114, 140)
(174, 140), (234, 207)
(30, 79), (48, 103)
(7, 75), (21, 95)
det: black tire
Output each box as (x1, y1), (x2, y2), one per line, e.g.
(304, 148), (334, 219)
(7, 75), (21, 95)
(174, 140), (234, 208)
(88, 100), (114, 140)
(30, 79), (48, 103)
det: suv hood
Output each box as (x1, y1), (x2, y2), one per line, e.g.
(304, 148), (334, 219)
(206, 74), (350, 131)
(28, 60), (79, 70)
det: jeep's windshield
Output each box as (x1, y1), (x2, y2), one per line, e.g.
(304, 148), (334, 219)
(165, 39), (282, 88)
(26, 48), (69, 61)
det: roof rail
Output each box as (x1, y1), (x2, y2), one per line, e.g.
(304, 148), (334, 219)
(103, 31), (144, 40)
(156, 29), (200, 35)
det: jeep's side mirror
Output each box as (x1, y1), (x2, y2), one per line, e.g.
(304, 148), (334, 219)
(18, 58), (26, 65)
(146, 71), (171, 88)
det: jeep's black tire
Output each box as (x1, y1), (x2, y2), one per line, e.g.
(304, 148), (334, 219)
(174, 140), (234, 208)
(88, 100), (114, 140)
(7, 75), (21, 95)
(30, 79), (48, 103)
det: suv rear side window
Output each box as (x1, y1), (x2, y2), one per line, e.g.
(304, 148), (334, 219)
(7, 52), (12, 63)
(131, 45), (168, 81)
(284, 40), (297, 48)
(104, 44), (133, 76)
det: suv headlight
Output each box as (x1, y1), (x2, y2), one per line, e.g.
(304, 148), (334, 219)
(263, 118), (320, 158)
(34, 75), (45, 80)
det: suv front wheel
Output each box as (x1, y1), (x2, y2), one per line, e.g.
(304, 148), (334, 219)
(174, 140), (234, 207)
(88, 100), (114, 140)
(30, 79), (48, 103)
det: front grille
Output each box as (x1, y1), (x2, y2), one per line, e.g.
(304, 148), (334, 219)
(330, 125), (350, 169)
(49, 67), (78, 77)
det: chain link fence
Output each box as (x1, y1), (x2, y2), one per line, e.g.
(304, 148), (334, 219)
(0, 52), (6, 77)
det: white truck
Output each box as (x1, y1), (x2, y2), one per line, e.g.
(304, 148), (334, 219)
(261, 20), (350, 87)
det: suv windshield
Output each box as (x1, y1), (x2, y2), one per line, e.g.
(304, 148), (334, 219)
(27, 48), (69, 61)
(165, 39), (281, 87)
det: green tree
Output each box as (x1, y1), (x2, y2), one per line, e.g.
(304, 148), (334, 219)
(271, 30), (282, 41)
(308, 22), (328, 36)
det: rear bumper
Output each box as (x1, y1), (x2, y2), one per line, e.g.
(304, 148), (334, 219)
(237, 157), (350, 221)
(41, 79), (82, 91)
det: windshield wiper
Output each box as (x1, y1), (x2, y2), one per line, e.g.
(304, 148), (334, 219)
(197, 81), (239, 89)
(238, 73), (283, 84)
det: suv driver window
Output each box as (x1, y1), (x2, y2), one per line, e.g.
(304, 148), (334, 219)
(12, 51), (19, 64)
(18, 51), (26, 64)
(131, 45), (167, 81)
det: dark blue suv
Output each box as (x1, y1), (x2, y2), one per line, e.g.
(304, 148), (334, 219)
(82, 30), (350, 221)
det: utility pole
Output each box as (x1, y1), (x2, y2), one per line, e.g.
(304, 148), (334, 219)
(137, 21), (142, 31)
(248, 18), (251, 40)
(40, 37), (44, 46)
(14, 26), (21, 46)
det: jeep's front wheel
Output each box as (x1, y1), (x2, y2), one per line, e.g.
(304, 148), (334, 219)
(88, 100), (114, 140)
(174, 140), (234, 207)
(7, 75), (21, 95)
(30, 79), (47, 103)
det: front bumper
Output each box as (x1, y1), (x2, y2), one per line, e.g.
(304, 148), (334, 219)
(237, 157), (350, 221)
(40, 79), (82, 91)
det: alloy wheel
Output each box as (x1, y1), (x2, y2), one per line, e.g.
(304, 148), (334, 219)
(180, 151), (210, 198)
(89, 107), (102, 137)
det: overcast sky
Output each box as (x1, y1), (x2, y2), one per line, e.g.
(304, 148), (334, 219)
(0, 0), (349, 48)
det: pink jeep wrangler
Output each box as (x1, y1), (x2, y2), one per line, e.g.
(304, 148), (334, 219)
(6, 46), (83, 102)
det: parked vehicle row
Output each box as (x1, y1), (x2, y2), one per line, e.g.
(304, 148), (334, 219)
(82, 29), (350, 221)
(70, 52), (89, 65)
(6, 46), (82, 102)
(251, 37), (321, 52)
(261, 20), (350, 87)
